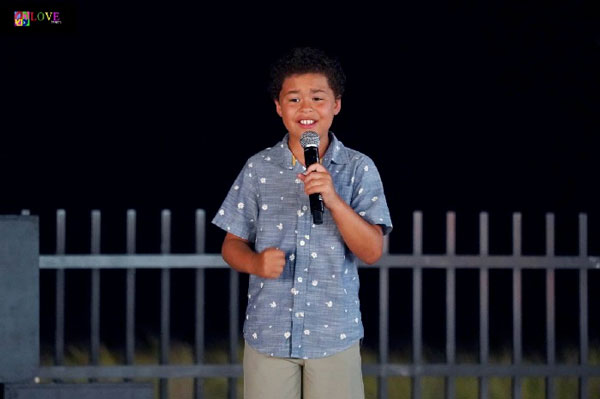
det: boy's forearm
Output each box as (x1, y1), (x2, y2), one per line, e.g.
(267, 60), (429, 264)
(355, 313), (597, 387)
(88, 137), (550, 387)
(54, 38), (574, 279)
(328, 199), (383, 265)
(222, 237), (258, 275)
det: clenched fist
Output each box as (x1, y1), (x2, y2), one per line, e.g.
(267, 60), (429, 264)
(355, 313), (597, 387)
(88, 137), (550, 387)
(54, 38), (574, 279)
(252, 247), (286, 279)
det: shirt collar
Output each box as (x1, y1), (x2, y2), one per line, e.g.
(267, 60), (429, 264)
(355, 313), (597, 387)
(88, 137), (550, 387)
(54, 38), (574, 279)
(273, 131), (350, 170)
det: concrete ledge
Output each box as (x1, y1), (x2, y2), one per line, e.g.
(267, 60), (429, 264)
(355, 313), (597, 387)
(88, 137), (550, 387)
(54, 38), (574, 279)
(4, 383), (153, 399)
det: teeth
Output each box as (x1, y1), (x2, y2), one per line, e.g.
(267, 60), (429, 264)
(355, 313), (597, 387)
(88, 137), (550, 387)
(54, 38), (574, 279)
(300, 120), (315, 125)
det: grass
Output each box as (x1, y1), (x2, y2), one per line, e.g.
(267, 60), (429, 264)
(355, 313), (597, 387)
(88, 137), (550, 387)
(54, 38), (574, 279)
(39, 340), (600, 399)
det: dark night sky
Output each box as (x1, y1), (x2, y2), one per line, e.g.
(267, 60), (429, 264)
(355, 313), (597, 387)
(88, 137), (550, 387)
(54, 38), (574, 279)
(2, 2), (599, 354)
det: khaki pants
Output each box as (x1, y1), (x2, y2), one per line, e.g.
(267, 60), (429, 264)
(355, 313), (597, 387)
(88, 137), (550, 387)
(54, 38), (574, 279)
(243, 341), (365, 399)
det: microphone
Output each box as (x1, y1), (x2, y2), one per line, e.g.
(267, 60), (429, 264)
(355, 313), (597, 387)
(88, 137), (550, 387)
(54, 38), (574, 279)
(300, 131), (324, 225)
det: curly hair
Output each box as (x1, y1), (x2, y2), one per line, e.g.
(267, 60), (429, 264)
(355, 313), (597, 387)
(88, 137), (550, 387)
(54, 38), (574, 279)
(268, 47), (346, 101)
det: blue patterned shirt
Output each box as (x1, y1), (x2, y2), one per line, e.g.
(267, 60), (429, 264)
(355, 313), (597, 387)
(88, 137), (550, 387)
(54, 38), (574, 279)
(212, 131), (393, 359)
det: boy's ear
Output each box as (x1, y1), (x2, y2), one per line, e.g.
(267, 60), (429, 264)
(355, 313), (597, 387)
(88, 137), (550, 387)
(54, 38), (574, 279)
(275, 99), (283, 117)
(334, 97), (342, 115)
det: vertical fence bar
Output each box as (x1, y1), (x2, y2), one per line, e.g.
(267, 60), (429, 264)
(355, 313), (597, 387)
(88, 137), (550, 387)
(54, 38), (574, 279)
(512, 213), (522, 399)
(90, 210), (101, 382)
(125, 210), (137, 381)
(229, 267), (239, 399)
(545, 213), (555, 399)
(412, 211), (423, 399)
(479, 212), (489, 399)
(378, 238), (390, 399)
(160, 210), (171, 399)
(578, 213), (588, 399)
(55, 209), (66, 379)
(445, 212), (456, 399)
(194, 209), (206, 399)
(383, 234), (390, 255)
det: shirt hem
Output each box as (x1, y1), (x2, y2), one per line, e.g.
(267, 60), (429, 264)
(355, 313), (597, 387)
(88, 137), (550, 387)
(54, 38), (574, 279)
(243, 335), (363, 360)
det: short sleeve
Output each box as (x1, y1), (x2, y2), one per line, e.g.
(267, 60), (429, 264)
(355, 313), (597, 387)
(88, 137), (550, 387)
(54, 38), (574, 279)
(350, 156), (393, 236)
(211, 160), (259, 242)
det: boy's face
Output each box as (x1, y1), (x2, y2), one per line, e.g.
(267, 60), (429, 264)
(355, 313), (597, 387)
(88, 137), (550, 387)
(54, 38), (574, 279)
(275, 73), (341, 145)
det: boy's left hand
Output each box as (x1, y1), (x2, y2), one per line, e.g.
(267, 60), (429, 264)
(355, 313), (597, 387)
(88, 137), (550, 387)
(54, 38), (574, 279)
(297, 163), (343, 210)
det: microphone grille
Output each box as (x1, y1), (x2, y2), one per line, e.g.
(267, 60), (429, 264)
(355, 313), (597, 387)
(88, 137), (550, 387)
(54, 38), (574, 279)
(300, 131), (320, 148)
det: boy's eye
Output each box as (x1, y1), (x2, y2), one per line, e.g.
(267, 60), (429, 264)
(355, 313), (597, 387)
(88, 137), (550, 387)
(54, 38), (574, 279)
(289, 98), (300, 103)
(313, 97), (323, 101)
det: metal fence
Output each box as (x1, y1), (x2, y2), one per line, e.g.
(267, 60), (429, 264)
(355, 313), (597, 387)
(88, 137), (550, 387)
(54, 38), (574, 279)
(19, 209), (600, 399)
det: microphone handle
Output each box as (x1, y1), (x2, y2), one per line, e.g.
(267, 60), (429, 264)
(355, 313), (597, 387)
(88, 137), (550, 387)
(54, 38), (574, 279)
(304, 146), (324, 224)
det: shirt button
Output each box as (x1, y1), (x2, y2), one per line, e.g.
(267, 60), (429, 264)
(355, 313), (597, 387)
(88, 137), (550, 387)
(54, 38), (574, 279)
(300, 240), (305, 246)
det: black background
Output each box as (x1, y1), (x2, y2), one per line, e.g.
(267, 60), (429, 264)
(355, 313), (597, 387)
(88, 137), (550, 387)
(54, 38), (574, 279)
(2, 1), (599, 359)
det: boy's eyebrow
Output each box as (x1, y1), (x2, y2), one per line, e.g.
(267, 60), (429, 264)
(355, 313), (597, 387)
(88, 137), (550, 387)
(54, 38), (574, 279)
(283, 88), (328, 96)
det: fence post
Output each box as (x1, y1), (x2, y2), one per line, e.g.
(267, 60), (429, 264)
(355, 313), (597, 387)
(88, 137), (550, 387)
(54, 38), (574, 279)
(479, 212), (489, 399)
(125, 209), (137, 381)
(578, 213), (588, 399)
(229, 268), (239, 399)
(55, 209), (66, 376)
(0, 215), (39, 384)
(445, 212), (456, 399)
(512, 213), (522, 399)
(412, 211), (423, 399)
(160, 210), (171, 399)
(90, 210), (101, 383)
(378, 234), (390, 399)
(545, 213), (556, 399)
(195, 209), (206, 399)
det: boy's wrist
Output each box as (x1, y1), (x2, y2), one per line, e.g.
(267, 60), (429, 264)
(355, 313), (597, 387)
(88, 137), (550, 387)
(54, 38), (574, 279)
(327, 193), (348, 215)
(248, 251), (260, 275)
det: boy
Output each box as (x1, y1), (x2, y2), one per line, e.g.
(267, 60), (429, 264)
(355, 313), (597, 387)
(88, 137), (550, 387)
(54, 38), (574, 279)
(211, 47), (392, 399)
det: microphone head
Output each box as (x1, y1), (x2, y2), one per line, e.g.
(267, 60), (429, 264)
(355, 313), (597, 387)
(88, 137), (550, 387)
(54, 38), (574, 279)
(300, 131), (320, 149)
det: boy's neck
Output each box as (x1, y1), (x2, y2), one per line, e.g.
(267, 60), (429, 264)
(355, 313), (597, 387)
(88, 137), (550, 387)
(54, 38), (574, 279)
(288, 133), (330, 167)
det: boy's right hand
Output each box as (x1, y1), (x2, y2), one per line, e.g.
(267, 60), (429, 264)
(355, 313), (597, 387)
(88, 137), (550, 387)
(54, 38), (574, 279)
(252, 247), (286, 279)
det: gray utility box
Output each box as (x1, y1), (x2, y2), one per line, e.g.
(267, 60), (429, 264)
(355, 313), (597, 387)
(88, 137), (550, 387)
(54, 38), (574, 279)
(4, 383), (154, 399)
(0, 216), (39, 383)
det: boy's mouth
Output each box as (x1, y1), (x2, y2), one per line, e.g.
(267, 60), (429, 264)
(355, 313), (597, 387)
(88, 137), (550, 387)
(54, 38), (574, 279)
(298, 119), (317, 128)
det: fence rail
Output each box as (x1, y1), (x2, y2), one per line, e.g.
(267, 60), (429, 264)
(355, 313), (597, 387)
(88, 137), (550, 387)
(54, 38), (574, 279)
(19, 209), (600, 399)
